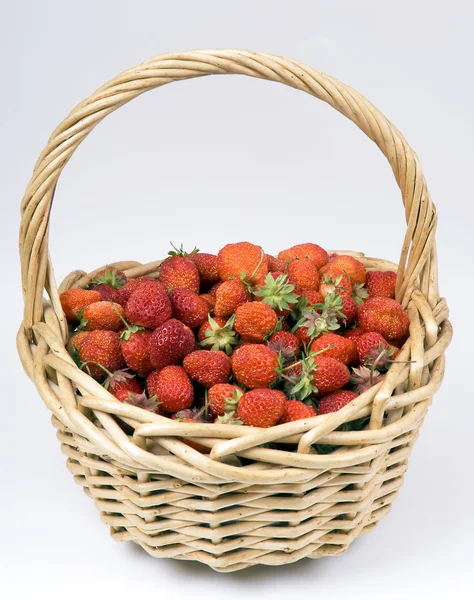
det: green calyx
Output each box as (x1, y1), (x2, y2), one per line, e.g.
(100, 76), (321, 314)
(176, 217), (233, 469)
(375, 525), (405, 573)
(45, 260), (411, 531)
(109, 302), (144, 341)
(168, 242), (199, 258)
(216, 412), (244, 425)
(125, 392), (160, 412)
(223, 388), (243, 413)
(254, 273), (300, 312)
(90, 265), (126, 289)
(281, 354), (318, 401)
(103, 368), (135, 390)
(363, 343), (396, 371)
(199, 315), (238, 355)
(352, 283), (369, 305)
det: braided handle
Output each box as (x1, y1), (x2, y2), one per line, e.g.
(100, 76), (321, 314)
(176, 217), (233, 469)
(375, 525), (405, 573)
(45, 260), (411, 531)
(19, 49), (438, 338)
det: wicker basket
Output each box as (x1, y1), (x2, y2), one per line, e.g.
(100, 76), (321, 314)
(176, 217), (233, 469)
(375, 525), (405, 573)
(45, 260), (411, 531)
(18, 49), (452, 572)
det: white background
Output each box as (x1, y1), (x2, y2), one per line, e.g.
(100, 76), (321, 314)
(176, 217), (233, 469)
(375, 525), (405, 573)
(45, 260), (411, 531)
(1, 1), (473, 598)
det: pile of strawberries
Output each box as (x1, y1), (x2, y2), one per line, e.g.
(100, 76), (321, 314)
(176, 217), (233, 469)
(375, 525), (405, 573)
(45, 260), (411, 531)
(60, 242), (409, 443)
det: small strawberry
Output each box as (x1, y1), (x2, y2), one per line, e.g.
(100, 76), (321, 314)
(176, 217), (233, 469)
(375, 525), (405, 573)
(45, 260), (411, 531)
(234, 301), (278, 343)
(344, 327), (364, 343)
(60, 288), (102, 323)
(188, 253), (220, 287)
(319, 269), (352, 298)
(237, 389), (287, 427)
(310, 333), (358, 366)
(356, 332), (399, 369)
(318, 390), (358, 414)
(159, 255), (200, 293)
(200, 293), (215, 312)
(149, 318), (195, 371)
(350, 365), (384, 394)
(265, 254), (287, 272)
(125, 280), (172, 329)
(366, 270), (397, 299)
(89, 284), (123, 304)
(146, 366), (193, 413)
(267, 331), (301, 361)
(208, 281), (223, 299)
(279, 400), (317, 423)
(208, 384), (243, 417)
(312, 356), (350, 394)
(66, 331), (89, 357)
(300, 289), (324, 306)
(231, 344), (279, 389)
(217, 241), (268, 285)
(172, 409), (209, 453)
(214, 279), (251, 318)
(351, 283), (369, 306)
(104, 369), (144, 401)
(124, 390), (161, 413)
(121, 330), (154, 376)
(214, 412), (244, 425)
(183, 350), (231, 387)
(79, 330), (125, 380)
(89, 266), (127, 303)
(198, 315), (238, 354)
(291, 294), (343, 341)
(287, 258), (320, 291)
(284, 354), (350, 399)
(80, 301), (125, 331)
(253, 272), (300, 316)
(321, 255), (366, 285)
(278, 243), (329, 269)
(169, 288), (209, 328)
(339, 294), (358, 325)
(358, 297), (409, 340)
(117, 276), (155, 305)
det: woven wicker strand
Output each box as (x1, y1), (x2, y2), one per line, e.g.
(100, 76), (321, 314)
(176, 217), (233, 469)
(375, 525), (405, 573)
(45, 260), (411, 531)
(17, 50), (451, 572)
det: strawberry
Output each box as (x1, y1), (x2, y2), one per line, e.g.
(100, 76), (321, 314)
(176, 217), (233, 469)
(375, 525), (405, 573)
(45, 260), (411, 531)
(285, 354), (349, 398)
(356, 332), (399, 369)
(350, 365), (384, 393)
(188, 253), (220, 287)
(231, 344), (279, 389)
(60, 288), (102, 323)
(312, 356), (350, 394)
(172, 409), (209, 453)
(344, 327), (364, 343)
(339, 294), (358, 325)
(121, 330), (154, 375)
(358, 296), (409, 340)
(237, 389), (287, 427)
(300, 289), (324, 306)
(198, 315), (238, 354)
(310, 333), (358, 366)
(79, 330), (125, 380)
(267, 331), (301, 361)
(169, 288), (209, 328)
(287, 258), (320, 291)
(149, 318), (195, 371)
(234, 301), (278, 343)
(89, 284), (123, 304)
(66, 331), (89, 356)
(104, 369), (144, 401)
(146, 366), (194, 413)
(125, 280), (172, 329)
(322, 255), (366, 285)
(318, 390), (358, 414)
(278, 243), (329, 269)
(208, 281), (223, 299)
(319, 269), (352, 298)
(217, 242), (268, 285)
(265, 254), (287, 272)
(291, 294), (343, 342)
(183, 350), (231, 387)
(124, 391), (161, 413)
(117, 276), (155, 305)
(214, 279), (251, 318)
(253, 272), (300, 316)
(208, 384), (243, 417)
(279, 400), (317, 423)
(200, 293), (215, 312)
(159, 256), (200, 293)
(366, 270), (397, 299)
(80, 301), (125, 331)
(89, 266), (127, 303)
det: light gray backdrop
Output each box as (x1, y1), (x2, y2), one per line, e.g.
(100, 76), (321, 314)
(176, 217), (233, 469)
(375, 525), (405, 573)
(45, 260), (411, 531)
(1, 1), (472, 598)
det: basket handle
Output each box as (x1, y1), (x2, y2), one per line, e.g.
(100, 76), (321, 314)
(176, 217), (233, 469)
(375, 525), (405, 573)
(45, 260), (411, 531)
(19, 49), (438, 338)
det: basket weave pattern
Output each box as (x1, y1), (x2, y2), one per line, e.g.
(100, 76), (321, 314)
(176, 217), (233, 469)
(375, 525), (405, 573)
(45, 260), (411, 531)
(18, 50), (451, 572)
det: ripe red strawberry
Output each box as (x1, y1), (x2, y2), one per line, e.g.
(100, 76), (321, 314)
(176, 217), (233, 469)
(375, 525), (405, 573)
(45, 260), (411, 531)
(339, 294), (358, 325)
(312, 355), (350, 394)
(208, 281), (223, 299)
(169, 288), (209, 328)
(188, 253), (220, 287)
(278, 243), (329, 269)
(90, 284), (123, 304)
(117, 276), (155, 305)
(183, 350), (231, 387)
(147, 366), (193, 413)
(80, 301), (125, 331)
(234, 301), (278, 343)
(198, 315), (238, 354)
(200, 293), (215, 312)
(79, 330), (125, 380)
(293, 325), (312, 345)
(105, 369), (144, 401)
(60, 288), (102, 323)
(208, 383), (243, 417)
(159, 256), (200, 293)
(237, 389), (287, 427)
(300, 289), (324, 306)
(217, 241), (268, 285)
(121, 330), (154, 376)
(253, 272), (300, 316)
(125, 280), (172, 329)
(318, 390), (358, 414)
(66, 331), (89, 356)
(267, 331), (301, 361)
(265, 254), (287, 272)
(366, 270), (397, 299)
(356, 332), (399, 368)
(319, 269), (352, 298)
(310, 333), (358, 366)
(344, 327), (364, 343)
(231, 344), (279, 389)
(89, 266), (128, 303)
(358, 296), (409, 340)
(214, 279), (251, 318)
(287, 258), (320, 291)
(149, 319), (195, 371)
(322, 255), (366, 285)
(279, 400), (317, 423)
(198, 316), (226, 341)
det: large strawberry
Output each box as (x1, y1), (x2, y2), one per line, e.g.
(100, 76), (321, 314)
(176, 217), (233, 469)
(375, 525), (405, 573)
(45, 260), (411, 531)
(78, 330), (125, 380)
(125, 280), (172, 329)
(366, 270), (397, 299)
(214, 279), (251, 318)
(253, 272), (300, 316)
(147, 366), (193, 413)
(278, 243), (329, 269)
(60, 288), (102, 323)
(287, 258), (320, 291)
(231, 344), (279, 389)
(358, 296), (409, 340)
(217, 241), (268, 285)
(322, 255), (366, 285)
(318, 390), (358, 414)
(188, 253), (220, 287)
(159, 255), (200, 293)
(279, 400), (317, 423)
(284, 354), (349, 399)
(183, 350), (231, 387)
(117, 276), (155, 305)
(121, 330), (154, 376)
(80, 301), (125, 331)
(198, 315), (238, 354)
(237, 389), (287, 427)
(149, 318), (195, 371)
(234, 301), (278, 343)
(208, 384), (243, 417)
(310, 333), (358, 366)
(344, 327), (364, 344)
(312, 356), (350, 394)
(267, 331), (301, 361)
(169, 288), (209, 328)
